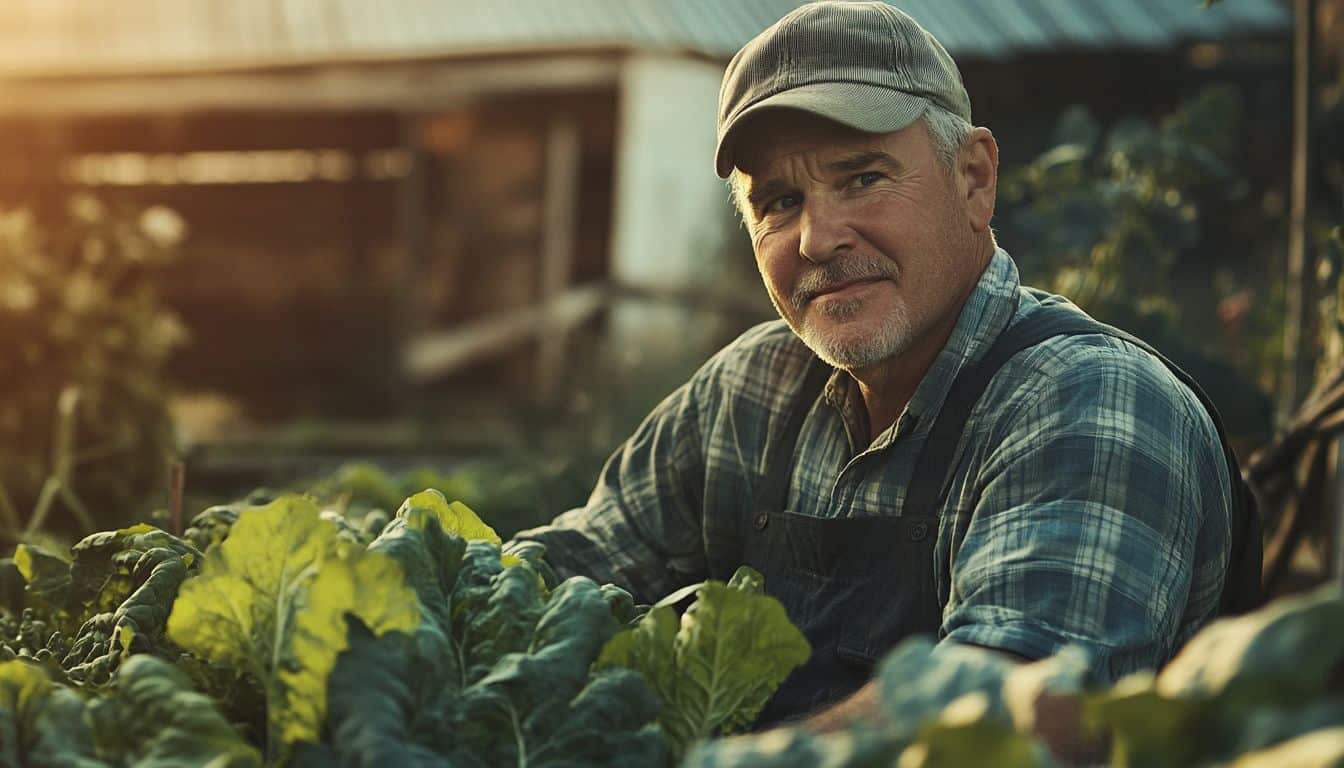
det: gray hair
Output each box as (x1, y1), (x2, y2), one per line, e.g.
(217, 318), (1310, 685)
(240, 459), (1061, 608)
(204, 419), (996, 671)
(729, 105), (974, 222)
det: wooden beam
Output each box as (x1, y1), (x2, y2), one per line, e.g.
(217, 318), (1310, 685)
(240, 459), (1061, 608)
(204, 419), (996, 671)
(0, 54), (622, 115)
(535, 114), (581, 403)
(403, 284), (608, 383)
(1279, 0), (1320, 422)
(395, 114), (431, 409)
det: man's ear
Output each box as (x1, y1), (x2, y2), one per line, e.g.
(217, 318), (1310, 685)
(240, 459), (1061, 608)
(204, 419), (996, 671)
(960, 127), (998, 233)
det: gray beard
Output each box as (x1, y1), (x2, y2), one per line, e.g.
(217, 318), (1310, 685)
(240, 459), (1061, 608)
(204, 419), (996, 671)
(799, 303), (915, 369)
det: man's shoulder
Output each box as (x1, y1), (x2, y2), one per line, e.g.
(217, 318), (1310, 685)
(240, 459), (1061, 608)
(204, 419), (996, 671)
(994, 294), (1215, 436)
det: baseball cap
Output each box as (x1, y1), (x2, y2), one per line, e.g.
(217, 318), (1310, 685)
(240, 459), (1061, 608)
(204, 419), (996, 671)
(714, 1), (971, 178)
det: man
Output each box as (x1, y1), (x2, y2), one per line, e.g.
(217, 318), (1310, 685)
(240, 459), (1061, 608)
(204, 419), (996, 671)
(512, 0), (1235, 733)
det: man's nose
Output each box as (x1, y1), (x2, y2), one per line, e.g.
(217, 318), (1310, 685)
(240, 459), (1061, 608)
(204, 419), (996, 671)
(798, 200), (853, 264)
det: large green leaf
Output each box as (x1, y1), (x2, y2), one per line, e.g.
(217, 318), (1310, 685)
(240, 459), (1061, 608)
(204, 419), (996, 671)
(595, 566), (810, 756)
(875, 639), (1016, 742)
(398, 490), (503, 546)
(1157, 585), (1344, 705)
(165, 495), (419, 759)
(0, 659), (103, 767)
(86, 654), (260, 768)
(284, 617), (448, 768)
(65, 548), (193, 684)
(67, 524), (199, 617)
(1223, 727), (1344, 768)
(11, 544), (71, 619)
(1230, 699), (1344, 758)
(1087, 672), (1201, 768)
(311, 524), (664, 767)
(683, 726), (896, 768)
(899, 692), (1054, 768)
(449, 576), (665, 767)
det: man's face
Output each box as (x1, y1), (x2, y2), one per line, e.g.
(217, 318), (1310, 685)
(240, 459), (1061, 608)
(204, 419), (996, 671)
(735, 112), (985, 372)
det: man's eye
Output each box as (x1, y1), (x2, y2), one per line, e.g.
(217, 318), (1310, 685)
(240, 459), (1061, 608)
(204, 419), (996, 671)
(765, 195), (800, 213)
(853, 171), (883, 187)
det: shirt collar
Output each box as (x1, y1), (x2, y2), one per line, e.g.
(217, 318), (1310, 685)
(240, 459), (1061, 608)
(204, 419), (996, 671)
(822, 247), (1022, 446)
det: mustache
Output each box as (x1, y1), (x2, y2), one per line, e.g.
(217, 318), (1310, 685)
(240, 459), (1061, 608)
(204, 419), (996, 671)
(790, 256), (899, 310)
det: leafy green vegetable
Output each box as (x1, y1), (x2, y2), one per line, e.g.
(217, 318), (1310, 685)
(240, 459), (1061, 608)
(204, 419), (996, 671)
(64, 547), (192, 684)
(1157, 585), (1344, 703)
(2, 525), (201, 684)
(302, 512), (667, 767)
(86, 655), (261, 767)
(875, 638), (1017, 742)
(1090, 584), (1344, 768)
(447, 577), (665, 766)
(1223, 727), (1344, 768)
(1088, 672), (1202, 768)
(165, 495), (419, 760)
(595, 566), (810, 756)
(0, 659), (101, 767)
(11, 545), (71, 613)
(181, 504), (241, 553)
(899, 692), (1053, 768)
(397, 490), (503, 547)
(683, 727), (895, 768)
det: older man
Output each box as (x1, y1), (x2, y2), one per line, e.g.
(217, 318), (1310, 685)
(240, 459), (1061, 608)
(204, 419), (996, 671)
(513, 1), (1252, 730)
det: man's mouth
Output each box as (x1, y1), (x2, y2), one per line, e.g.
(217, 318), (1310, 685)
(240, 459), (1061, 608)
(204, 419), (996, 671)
(809, 277), (887, 301)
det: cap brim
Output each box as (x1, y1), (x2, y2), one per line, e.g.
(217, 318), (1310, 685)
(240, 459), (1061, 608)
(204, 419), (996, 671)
(715, 82), (931, 178)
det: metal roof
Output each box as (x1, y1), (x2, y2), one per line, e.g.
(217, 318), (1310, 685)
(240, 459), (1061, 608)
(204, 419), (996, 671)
(0, 0), (1290, 78)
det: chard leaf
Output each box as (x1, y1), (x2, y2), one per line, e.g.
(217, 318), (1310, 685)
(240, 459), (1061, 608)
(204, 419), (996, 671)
(181, 504), (241, 553)
(12, 544), (71, 607)
(875, 639), (1016, 742)
(398, 490), (502, 546)
(0, 659), (102, 767)
(1223, 727), (1344, 768)
(449, 577), (665, 767)
(595, 566), (810, 755)
(65, 548), (195, 684)
(290, 617), (449, 768)
(1230, 699), (1344, 757)
(399, 490), (524, 567)
(165, 495), (419, 759)
(1157, 584), (1344, 704)
(86, 655), (261, 768)
(683, 726), (896, 768)
(367, 513), (466, 691)
(1087, 672), (1200, 768)
(900, 692), (1054, 768)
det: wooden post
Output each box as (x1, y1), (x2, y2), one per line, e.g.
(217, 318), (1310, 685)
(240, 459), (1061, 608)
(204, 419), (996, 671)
(536, 115), (581, 404)
(1279, 0), (1319, 422)
(396, 115), (431, 416)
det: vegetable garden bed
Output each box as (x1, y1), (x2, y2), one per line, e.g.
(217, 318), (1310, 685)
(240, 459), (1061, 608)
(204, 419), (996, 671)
(1, 489), (1341, 767)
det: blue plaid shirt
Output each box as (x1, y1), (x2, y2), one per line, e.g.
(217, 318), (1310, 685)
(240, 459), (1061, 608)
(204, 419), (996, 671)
(514, 248), (1231, 681)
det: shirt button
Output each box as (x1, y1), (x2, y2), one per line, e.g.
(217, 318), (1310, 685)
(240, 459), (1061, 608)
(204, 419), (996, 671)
(910, 521), (929, 542)
(753, 512), (770, 531)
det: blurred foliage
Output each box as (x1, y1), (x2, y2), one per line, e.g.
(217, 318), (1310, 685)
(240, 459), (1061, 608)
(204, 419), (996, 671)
(1314, 227), (1344, 383)
(1001, 85), (1245, 319)
(999, 86), (1275, 440)
(300, 460), (552, 540)
(0, 196), (188, 541)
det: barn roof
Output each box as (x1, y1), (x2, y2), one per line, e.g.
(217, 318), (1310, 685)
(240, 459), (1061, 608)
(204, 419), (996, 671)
(0, 0), (1290, 79)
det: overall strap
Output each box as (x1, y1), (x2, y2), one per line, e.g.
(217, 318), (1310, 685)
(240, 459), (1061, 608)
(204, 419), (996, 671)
(758, 358), (833, 514)
(904, 299), (1262, 614)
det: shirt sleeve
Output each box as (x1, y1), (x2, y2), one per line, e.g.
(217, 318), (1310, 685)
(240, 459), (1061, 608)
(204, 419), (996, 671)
(938, 339), (1232, 682)
(508, 363), (711, 604)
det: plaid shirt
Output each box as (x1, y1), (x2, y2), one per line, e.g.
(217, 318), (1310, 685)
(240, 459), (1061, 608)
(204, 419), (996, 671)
(514, 248), (1231, 682)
